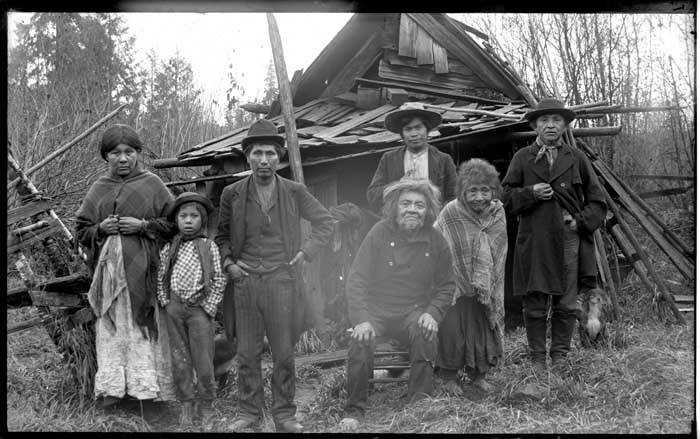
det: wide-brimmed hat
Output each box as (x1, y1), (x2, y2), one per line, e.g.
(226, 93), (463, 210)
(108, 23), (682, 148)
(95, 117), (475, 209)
(167, 191), (214, 221)
(241, 119), (286, 153)
(384, 102), (442, 134)
(524, 98), (576, 123)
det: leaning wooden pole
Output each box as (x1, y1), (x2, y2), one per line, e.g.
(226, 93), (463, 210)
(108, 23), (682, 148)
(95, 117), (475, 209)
(8, 104), (127, 189)
(266, 13), (304, 185)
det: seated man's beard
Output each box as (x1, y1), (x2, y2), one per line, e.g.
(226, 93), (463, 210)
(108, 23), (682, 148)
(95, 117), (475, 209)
(398, 213), (424, 231)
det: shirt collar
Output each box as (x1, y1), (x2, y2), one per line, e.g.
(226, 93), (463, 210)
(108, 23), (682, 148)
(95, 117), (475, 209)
(535, 137), (564, 148)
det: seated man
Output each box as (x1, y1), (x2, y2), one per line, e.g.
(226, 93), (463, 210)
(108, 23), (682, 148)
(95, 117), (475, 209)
(339, 179), (455, 431)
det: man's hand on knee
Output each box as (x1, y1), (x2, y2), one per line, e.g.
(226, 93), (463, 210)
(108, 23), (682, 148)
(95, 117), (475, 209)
(351, 322), (375, 345)
(417, 313), (438, 341)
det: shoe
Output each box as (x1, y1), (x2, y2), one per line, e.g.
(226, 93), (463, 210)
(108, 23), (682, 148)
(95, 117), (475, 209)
(277, 419), (303, 433)
(231, 417), (257, 431)
(550, 311), (577, 361)
(179, 401), (195, 426)
(523, 311), (547, 367)
(199, 399), (215, 432)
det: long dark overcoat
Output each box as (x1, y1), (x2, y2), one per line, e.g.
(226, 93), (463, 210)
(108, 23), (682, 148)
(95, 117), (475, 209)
(502, 142), (606, 296)
(366, 144), (457, 212)
(215, 174), (334, 342)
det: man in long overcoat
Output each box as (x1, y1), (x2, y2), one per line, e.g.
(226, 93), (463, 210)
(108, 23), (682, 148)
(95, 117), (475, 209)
(216, 119), (334, 432)
(501, 98), (606, 370)
(366, 102), (457, 212)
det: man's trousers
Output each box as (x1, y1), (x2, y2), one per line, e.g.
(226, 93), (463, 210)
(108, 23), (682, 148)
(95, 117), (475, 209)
(344, 310), (437, 418)
(233, 269), (297, 426)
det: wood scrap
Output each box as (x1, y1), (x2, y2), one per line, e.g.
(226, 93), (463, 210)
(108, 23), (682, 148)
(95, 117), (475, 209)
(314, 104), (394, 140)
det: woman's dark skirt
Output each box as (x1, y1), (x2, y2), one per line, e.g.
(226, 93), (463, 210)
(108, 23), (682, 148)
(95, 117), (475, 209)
(437, 295), (503, 375)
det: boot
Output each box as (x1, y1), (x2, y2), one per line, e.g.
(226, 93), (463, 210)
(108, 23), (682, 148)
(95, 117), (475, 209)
(523, 311), (547, 372)
(199, 399), (215, 432)
(179, 401), (195, 426)
(550, 311), (577, 366)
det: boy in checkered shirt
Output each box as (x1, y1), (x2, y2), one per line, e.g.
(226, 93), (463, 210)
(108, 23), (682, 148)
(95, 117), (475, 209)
(157, 192), (226, 430)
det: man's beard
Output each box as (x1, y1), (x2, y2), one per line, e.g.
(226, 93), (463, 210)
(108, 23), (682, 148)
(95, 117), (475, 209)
(398, 213), (425, 232)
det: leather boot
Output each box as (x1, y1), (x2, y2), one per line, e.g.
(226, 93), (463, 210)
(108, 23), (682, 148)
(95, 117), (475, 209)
(523, 311), (547, 371)
(550, 311), (577, 365)
(199, 399), (215, 432)
(179, 401), (195, 426)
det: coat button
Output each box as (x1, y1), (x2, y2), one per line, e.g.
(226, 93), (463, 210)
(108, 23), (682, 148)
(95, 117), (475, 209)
(425, 252), (430, 257)
(560, 182), (566, 188)
(390, 242), (395, 247)
(388, 261), (393, 266)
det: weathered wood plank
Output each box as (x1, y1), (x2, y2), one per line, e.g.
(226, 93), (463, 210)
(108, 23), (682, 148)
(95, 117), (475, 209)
(323, 30), (383, 98)
(378, 59), (488, 91)
(314, 104), (395, 140)
(359, 131), (402, 144)
(386, 50), (476, 78)
(673, 295), (695, 303)
(296, 125), (328, 138)
(299, 101), (342, 125)
(28, 290), (84, 307)
(318, 106), (356, 125)
(296, 349), (409, 368)
(397, 14), (418, 58)
(432, 41), (449, 74)
(356, 77), (510, 105)
(415, 24), (434, 65)
(369, 377), (408, 383)
(7, 220), (63, 254)
(8, 199), (52, 226)
(8, 316), (50, 335)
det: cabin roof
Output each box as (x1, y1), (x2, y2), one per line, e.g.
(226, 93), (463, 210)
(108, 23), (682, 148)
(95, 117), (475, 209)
(173, 13), (536, 164)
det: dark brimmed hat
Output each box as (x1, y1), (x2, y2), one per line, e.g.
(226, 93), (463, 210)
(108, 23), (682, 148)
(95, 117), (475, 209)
(384, 102), (442, 134)
(167, 192), (214, 221)
(241, 119), (286, 153)
(524, 98), (576, 123)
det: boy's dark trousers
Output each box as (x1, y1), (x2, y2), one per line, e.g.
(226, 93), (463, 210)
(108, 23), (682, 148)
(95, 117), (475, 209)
(165, 295), (216, 401)
(233, 269), (297, 428)
(344, 310), (437, 418)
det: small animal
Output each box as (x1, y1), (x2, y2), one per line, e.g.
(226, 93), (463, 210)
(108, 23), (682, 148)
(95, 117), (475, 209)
(575, 287), (613, 348)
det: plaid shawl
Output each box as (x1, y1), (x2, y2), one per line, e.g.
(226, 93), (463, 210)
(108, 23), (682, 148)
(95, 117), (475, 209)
(434, 199), (508, 333)
(76, 170), (175, 338)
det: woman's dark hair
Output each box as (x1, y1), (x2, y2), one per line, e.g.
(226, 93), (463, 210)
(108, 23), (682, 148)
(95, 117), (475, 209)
(176, 201), (209, 234)
(100, 124), (143, 160)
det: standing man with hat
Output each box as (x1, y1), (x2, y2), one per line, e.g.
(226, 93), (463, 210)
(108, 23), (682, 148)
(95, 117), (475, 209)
(366, 102), (457, 212)
(215, 119), (334, 432)
(502, 98), (606, 372)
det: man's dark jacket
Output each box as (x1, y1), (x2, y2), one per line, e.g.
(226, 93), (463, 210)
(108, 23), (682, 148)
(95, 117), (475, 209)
(501, 142), (606, 296)
(216, 175), (334, 342)
(366, 145), (457, 212)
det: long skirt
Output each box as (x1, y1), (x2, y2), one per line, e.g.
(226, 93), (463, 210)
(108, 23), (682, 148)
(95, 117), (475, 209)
(437, 295), (503, 375)
(91, 236), (176, 401)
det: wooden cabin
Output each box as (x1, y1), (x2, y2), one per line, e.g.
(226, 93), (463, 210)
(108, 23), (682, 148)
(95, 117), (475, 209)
(153, 13), (634, 328)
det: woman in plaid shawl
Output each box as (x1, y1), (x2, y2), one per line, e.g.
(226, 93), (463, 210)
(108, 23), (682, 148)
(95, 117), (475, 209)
(76, 125), (176, 404)
(434, 159), (507, 395)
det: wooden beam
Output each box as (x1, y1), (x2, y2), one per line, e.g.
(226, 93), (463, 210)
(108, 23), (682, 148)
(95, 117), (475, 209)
(8, 199), (51, 226)
(8, 104), (127, 188)
(313, 104), (394, 140)
(323, 30), (383, 98)
(638, 186), (693, 199)
(628, 174), (694, 182)
(578, 105), (682, 114)
(355, 77), (509, 105)
(267, 13), (305, 184)
(7, 219), (63, 254)
(28, 290), (84, 307)
(241, 103), (271, 114)
(505, 126), (622, 140)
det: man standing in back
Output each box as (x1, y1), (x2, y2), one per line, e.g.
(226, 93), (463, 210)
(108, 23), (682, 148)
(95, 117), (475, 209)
(366, 102), (457, 212)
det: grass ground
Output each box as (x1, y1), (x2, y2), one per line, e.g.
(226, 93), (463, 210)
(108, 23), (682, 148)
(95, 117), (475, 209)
(7, 284), (695, 433)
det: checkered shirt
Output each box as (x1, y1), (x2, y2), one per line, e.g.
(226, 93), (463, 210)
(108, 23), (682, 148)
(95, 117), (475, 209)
(157, 239), (226, 318)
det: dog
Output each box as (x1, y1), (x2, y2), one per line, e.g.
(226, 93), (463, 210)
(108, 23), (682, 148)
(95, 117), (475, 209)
(575, 287), (613, 348)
